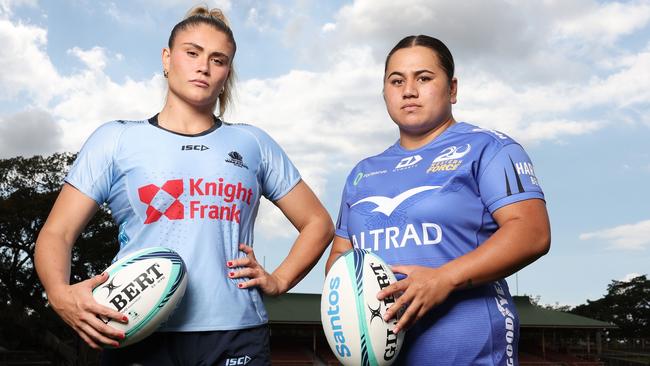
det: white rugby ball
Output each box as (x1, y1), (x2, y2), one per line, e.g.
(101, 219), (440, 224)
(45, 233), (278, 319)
(321, 248), (404, 366)
(92, 246), (187, 348)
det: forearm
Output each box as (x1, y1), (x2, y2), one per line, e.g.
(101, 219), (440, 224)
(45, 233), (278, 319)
(442, 211), (550, 291)
(325, 236), (353, 273)
(34, 229), (75, 300)
(271, 215), (334, 293)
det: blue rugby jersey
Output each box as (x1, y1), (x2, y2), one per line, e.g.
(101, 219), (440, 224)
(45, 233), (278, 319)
(66, 115), (301, 331)
(336, 122), (544, 365)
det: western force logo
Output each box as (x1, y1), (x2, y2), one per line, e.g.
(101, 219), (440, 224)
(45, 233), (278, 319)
(226, 151), (248, 169)
(394, 155), (422, 170)
(138, 179), (184, 224)
(351, 186), (440, 217)
(427, 144), (471, 174)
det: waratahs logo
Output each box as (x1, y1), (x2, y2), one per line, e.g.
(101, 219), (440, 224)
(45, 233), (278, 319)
(138, 179), (184, 224)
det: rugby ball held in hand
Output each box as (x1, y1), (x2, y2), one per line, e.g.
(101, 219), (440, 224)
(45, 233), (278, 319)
(92, 246), (187, 348)
(321, 248), (404, 366)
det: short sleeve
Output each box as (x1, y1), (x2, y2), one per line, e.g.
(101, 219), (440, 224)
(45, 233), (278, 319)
(255, 129), (301, 201)
(478, 143), (545, 213)
(65, 122), (124, 205)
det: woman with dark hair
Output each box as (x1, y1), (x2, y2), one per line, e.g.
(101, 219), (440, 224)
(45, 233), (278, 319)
(326, 35), (550, 365)
(35, 6), (334, 365)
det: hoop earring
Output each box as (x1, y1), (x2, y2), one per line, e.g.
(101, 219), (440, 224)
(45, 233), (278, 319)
(163, 70), (168, 78)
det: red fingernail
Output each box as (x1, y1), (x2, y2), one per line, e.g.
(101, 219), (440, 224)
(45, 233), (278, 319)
(227, 261), (233, 267)
(229, 272), (234, 277)
(122, 316), (128, 322)
(238, 283), (243, 288)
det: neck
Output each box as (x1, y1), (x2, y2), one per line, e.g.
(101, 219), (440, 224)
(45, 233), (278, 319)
(158, 95), (216, 135)
(399, 116), (456, 150)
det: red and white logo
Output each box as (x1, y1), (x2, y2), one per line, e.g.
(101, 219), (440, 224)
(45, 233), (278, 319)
(138, 179), (184, 224)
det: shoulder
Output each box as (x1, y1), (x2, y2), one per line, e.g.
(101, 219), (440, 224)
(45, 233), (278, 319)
(345, 144), (398, 184)
(90, 119), (147, 138)
(222, 121), (267, 139)
(448, 122), (520, 148)
(221, 121), (283, 149)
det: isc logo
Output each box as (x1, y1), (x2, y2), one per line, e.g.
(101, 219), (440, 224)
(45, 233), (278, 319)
(181, 144), (209, 151)
(225, 356), (251, 365)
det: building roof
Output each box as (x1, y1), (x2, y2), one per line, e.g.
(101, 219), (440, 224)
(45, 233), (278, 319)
(263, 293), (616, 329)
(513, 296), (616, 329)
(264, 293), (321, 324)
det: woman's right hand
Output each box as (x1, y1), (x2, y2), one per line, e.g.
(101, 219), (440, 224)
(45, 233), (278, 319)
(48, 272), (127, 349)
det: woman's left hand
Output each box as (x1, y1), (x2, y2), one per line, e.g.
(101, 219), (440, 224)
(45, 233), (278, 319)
(377, 265), (455, 334)
(228, 243), (288, 296)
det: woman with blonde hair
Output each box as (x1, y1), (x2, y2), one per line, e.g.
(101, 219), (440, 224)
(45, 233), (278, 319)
(35, 6), (334, 364)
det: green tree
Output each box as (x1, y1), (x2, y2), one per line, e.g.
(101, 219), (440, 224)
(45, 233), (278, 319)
(571, 275), (650, 340)
(0, 153), (119, 364)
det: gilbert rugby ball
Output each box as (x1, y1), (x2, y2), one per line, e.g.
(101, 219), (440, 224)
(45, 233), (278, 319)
(321, 248), (404, 366)
(92, 246), (187, 347)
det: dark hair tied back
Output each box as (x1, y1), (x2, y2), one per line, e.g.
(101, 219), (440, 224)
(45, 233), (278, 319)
(385, 35), (454, 84)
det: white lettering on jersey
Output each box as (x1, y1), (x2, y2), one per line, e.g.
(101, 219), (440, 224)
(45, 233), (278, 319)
(472, 127), (508, 140)
(432, 144), (471, 163)
(394, 155), (422, 169)
(351, 186), (441, 217)
(351, 223), (442, 251)
(494, 282), (516, 365)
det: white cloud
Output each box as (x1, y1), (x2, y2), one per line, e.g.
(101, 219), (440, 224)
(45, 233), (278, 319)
(580, 219), (650, 250)
(0, 109), (62, 158)
(1, 0), (650, 246)
(0, 16), (166, 152)
(0, 19), (62, 105)
(68, 46), (108, 71)
(321, 22), (336, 33)
(554, 1), (650, 45)
(621, 273), (643, 282)
(0, 0), (36, 17)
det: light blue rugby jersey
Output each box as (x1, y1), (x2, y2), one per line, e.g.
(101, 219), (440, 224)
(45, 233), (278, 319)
(66, 115), (301, 331)
(336, 122), (544, 366)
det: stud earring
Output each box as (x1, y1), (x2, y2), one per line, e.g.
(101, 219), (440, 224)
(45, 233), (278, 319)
(163, 70), (168, 78)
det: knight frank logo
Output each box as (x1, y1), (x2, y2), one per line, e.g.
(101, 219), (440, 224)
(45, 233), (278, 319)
(138, 179), (184, 224)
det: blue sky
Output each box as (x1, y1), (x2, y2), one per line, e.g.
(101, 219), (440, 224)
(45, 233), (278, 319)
(1, 0), (649, 307)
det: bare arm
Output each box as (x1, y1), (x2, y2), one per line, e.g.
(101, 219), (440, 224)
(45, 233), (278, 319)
(325, 235), (353, 273)
(379, 199), (550, 333)
(230, 180), (335, 295)
(35, 184), (126, 349)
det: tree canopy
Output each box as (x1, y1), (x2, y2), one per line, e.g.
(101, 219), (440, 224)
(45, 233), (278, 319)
(571, 275), (650, 340)
(0, 153), (118, 364)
